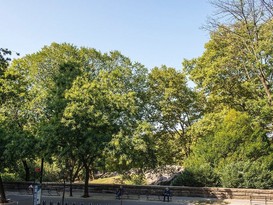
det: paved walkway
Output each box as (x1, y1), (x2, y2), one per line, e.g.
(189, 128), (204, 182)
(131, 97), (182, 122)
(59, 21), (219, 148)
(4, 191), (251, 205)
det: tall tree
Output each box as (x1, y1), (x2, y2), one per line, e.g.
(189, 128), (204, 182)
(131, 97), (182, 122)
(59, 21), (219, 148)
(2, 44), (82, 185)
(10, 43), (150, 196)
(11, 43), (86, 187)
(0, 60), (38, 181)
(147, 66), (200, 160)
(62, 50), (149, 196)
(0, 48), (19, 203)
(184, 0), (273, 130)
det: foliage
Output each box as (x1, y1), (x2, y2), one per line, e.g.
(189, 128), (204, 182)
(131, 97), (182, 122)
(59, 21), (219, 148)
(184, 0), (273, 127)
(177, 0), (273, 189)
(217, 156), (273, 189)
(61, 49), (149, 196)
(2, 1), (273, 191)
(0, 173), (22, 182)
(147, 66), (201, 161)
(0, 47), (20, 203)
(177, 109), (273, 188)
(105, 121), (157, 172)
(171, 166), (219, 187)
(128, 173), (146, 185)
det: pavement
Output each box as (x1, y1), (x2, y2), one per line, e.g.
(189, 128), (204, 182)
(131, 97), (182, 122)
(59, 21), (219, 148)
(3, 190), (252, 205)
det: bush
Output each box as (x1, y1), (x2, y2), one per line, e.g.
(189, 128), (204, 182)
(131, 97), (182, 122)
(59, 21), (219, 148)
(218, 158), (273, 189)
(1, 173), (22, 182)
(217, 161), (247, 188)
(128, 173), (146, 185)
(171, 164), (220, 187)
(171, 169), (201, 186)
(182, 109), (273, 188)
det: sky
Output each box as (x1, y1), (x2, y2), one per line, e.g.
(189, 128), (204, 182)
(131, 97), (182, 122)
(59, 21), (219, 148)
(1, 0), (214, 70)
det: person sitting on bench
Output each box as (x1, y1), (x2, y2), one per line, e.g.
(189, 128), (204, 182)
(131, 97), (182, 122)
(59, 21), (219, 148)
(163, 187), (171, 202)
(116, 185), (124, 199)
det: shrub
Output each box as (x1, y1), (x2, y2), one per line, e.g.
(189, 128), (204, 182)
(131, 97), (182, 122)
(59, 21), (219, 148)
(1, 173), (22, 182)
(217, 157), (273, 189)
(171, 164), (220, 187)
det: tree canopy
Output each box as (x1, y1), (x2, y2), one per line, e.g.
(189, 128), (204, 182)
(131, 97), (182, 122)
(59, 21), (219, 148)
(1, 0), (273, 194)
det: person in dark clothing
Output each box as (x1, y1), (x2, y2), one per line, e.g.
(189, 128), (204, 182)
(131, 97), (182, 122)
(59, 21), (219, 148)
(163, 187), (171, 202)
(116, 185), (124, 199)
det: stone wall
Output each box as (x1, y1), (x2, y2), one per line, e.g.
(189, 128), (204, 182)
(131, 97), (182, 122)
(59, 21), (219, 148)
(3, 182), (273, 199)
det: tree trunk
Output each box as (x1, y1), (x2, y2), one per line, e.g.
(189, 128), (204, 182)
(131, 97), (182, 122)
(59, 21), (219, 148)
(82, 163), (90, 198)
(22, 160), (30, 181)
(0, 174), (8, 203)
(40, 158), (44, 184)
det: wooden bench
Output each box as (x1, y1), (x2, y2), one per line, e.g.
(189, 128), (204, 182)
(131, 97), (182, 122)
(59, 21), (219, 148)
(146, 194), (172, 202)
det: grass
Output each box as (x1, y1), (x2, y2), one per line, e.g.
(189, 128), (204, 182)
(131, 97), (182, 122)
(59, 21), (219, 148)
(90, 176), (133, 184)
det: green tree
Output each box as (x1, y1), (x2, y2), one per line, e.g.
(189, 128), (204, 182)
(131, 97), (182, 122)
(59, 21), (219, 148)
(184, 0), (273, 129)
(180, 0), (273, 188)
(105, 121), (157, 177)
(11, 43), (95, 194)
(0, 61), (38, 181)
(10, 43), (150, 196)
(208, 0), (273, 105)
(180, 109), (273, 188)
(2, 44), (83, 185)
(62, 50), (149, 196)
(147, 66), (200, 161)
(0, 48), (19, 203)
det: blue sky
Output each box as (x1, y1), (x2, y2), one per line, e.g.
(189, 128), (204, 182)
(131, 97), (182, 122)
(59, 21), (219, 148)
(1, 0), (214, 70)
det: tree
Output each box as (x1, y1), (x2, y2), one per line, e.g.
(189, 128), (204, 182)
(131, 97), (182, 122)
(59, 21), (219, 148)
(10, 43), (92, 193)
(0, 60), (38, 181)
(180, 109), (273, 188)
(208, 0), (273, 102)
(9, 43), (89, 184)
(147, 66), (200, 160)
(9, 43), (150, 196)
(0, 48), (19, 203)
(178, 0), (273, 188)
(185, 0), (273, 128)
(62, 50), (149, 196)
(105, 121), (157, 178)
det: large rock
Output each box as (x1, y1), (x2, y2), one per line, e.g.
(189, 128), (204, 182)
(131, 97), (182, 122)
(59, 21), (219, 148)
(145, 165), (183, 185)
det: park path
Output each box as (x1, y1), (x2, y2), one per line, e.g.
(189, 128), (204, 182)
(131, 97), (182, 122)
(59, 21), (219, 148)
(4, 191), (251, 205)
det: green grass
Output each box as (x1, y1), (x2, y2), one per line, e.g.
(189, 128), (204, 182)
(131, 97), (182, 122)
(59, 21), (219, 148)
(91, 176), (133, 184)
